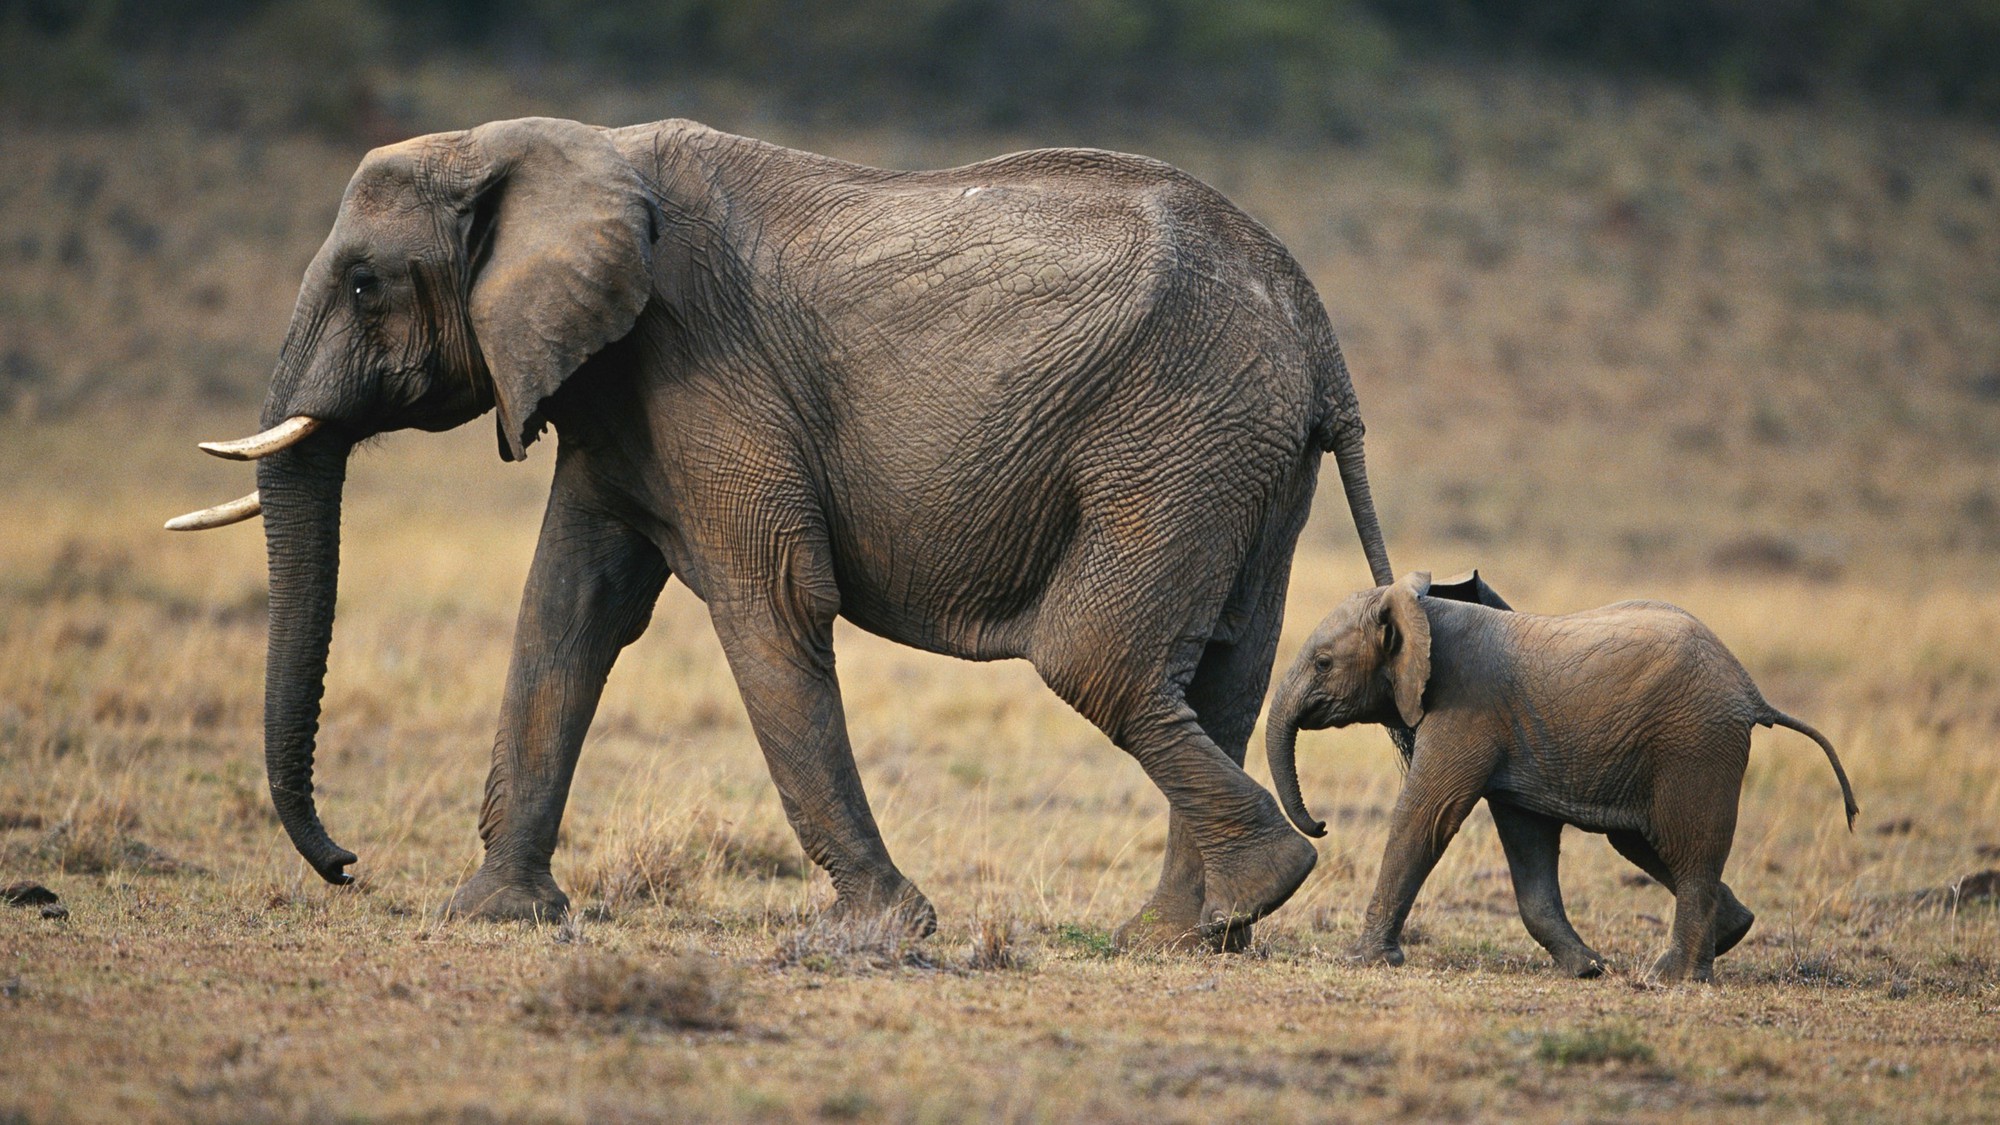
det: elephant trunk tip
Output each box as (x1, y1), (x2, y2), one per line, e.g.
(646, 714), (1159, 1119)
(295, 829), (357, 884)
(271, 783), (359, 884)
(317, 849), (358, 885)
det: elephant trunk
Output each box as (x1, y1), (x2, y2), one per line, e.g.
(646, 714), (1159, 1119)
(1265, 672), (1327, 838)
(1332, 425), (1394, 588)
(257, 436), (359, 885)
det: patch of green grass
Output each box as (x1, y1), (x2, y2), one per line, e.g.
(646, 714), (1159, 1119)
(1052, 922), (1118, 959)
(1535, 1024), (1657, 1067)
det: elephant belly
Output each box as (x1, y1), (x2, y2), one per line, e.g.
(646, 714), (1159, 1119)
(1487, 759), (1653, 836)
(821, 461), (1081, 661)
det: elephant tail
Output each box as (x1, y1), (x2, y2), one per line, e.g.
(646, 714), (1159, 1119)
(1759, 706), (1859, 830)
(1314, 346), (1395, 588)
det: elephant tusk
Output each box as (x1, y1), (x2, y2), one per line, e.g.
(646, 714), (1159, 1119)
(165, 490), (262, 531)
(198, 415), (322, 461)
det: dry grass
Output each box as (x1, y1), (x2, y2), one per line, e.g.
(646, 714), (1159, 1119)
(524, 950), (741, 1032)
(1, 57), (1997, 1123)
(770, 913), (940, 975)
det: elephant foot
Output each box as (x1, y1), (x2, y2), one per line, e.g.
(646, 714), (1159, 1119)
(1196, 815), (1317, 933)
(1115, 901), (1249, 954)
(1644, 951), (1713, 985)
(445, 867), (569, 923)
(1714, 903), (1754, 957)
(1554, 947), (1608, 979)
(1345, 938), (1405, 967)
(828, 874), (936, 938)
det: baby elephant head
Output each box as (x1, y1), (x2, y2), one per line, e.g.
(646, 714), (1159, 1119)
(1265, 571), (1433, 837)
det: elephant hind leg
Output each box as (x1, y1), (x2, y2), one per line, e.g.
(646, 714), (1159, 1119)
(1608, 830), (1754, 957)
(1032, 562), (1313, 939)
(1117, 601), (1289, 953)
(1653, 870), (1722, 984)
(1491, 802), (1604, 977)
(1713, 893), (1755, 955)
(1044, 672), (1315, 939)
(1621, 824), (1731, 984)
(1115, 509), (1309, 952)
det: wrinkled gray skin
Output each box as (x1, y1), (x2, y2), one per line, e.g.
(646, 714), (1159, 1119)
(240, 117), (1397, 950)
(1266, 572), (1858, 982)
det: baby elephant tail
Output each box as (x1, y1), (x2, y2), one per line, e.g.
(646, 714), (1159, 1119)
(1759, 707), (1859, 830)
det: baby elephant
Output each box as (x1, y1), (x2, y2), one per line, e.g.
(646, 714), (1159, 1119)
(1265, 571), (1858, 983)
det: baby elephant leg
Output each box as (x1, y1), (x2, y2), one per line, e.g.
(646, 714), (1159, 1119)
(1608, 831), (1754, 957)
(1655, 872), (1721, 983)
(1489, 802), (1605, 977)
(1352, 772), (1485, 966)
(1622, 829), (1727, 984)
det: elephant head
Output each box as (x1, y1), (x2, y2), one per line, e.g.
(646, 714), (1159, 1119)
(1264, 570), (1434, 838)
(166, 118), (657, 884)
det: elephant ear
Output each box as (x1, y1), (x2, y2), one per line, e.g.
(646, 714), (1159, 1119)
(1426, 568), (1513, 612)
(460, 118), (655, 461)
(1381, 571), (1432, 727)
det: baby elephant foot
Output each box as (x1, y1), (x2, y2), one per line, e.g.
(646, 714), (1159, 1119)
(1644, 951), (1714, 986)
(1714, 902), (1755, 957)
(1345, 938), (1405, 967)
(1197, 817), (1318, 933)
(828, 874), (937, 938)
(446, 866), (570, 923)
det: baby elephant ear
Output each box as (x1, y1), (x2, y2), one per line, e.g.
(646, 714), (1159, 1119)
(1427, 568), (1513, 611)
(460, 117), (655, 460)
(1384, 572), (1433, 727)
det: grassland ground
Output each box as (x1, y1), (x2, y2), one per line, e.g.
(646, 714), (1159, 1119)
(1, 411), (1996, 1121)
(2, 57), (1999, 1122)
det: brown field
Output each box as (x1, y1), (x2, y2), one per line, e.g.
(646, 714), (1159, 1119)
(3, 58), (1998, 1121)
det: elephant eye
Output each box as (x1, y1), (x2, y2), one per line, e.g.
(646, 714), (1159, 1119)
(348, 267), (381, 308)
(1313, 651), (1333, 672)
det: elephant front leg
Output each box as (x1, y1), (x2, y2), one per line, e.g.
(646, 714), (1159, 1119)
(1350, 750), (1489, 965)
(448, 492), (668, 923)
(1490, 801), (1605, 977)
(712, 598), (934, 935)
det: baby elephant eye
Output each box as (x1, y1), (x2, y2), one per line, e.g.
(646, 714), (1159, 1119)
(1313, 651), (1333, 672)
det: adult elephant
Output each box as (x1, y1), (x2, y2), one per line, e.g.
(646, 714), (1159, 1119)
(169, 116), (1394, 951)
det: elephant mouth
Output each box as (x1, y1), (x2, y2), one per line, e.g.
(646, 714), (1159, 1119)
(1293, 702), (1351, 732)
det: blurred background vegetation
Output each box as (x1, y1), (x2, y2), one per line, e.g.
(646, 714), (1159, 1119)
(5, 0), (2000, 133)
(0, 0), (1995, 578)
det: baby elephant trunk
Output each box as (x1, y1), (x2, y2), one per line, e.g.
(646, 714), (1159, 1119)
(1264, 673), (1327, 838)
